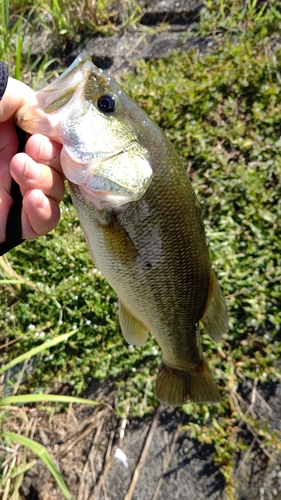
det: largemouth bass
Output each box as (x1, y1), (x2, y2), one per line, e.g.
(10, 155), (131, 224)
(16, 53), (228, 406)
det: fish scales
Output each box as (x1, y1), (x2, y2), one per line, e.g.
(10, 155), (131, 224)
(15, 53), (228, 406)
(69, 131), (214, 399)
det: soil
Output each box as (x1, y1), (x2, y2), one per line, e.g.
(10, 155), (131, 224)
(15, 379), (281, 500)
(5, 1), (281, 499)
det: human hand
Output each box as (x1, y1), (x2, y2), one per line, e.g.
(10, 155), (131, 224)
(0, 75), (64, 245)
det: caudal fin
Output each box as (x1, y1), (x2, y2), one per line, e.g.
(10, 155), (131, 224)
(155, 359), (220, 406)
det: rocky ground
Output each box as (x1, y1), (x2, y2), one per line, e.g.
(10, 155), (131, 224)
(67, 0), (208, 79)
(11, 1), (281, 499)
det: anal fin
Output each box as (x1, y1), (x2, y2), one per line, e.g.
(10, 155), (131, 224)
(155, 359), (220, 406)
(118, 300), (149, 346)
(201, 269), (228, 342)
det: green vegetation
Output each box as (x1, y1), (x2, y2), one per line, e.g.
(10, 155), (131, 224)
(1, 0), (281, 498)
(0, 331), (104, 499)
(0, 0), (144, 82)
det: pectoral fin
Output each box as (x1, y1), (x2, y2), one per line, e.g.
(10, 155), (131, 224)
(118, 300), (149, 346)
(201, 269), (228, 342)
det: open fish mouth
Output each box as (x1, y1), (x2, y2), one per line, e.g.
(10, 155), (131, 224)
(34, 53), (95, 115)
(15, 53), (95, 135)
(16, 52), (153, 210)
(74, 140), (153, 210)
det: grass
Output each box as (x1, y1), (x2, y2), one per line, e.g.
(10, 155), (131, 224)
(0, 328), (104, 499)
(121, 6), (281, 490)
(1, 0), (281, 498)
(0, 0), (146, 80)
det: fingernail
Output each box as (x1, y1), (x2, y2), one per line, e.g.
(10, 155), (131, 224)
(23, 158), (42, 179)
(38, 138), (54, 163)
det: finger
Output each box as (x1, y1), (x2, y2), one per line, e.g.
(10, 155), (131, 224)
(25, 134), (63, 174)
(21, 189), (61, 238)
(10, 152), (65, 203)
(0, 120), (18, 186)
(0, 78), (34, 122)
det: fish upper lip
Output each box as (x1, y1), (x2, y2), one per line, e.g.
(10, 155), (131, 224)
(92, 139), (139, 164)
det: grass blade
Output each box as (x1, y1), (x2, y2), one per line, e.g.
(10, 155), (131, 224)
(0, 394), (103, 407)
(2, 0), (9, 32)
(0, 330), (77, 376)
(15, 17), (22, 80)
(1, 432), (71, 499)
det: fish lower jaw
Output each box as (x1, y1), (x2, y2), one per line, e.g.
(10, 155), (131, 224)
(78, 183), (134, 210)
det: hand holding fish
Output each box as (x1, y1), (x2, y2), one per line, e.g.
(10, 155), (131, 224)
(0, 75), (64, 246)
(16, 54), (228, 406)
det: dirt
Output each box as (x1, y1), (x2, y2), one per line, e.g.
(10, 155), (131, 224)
(15, 379), (281, 500)
(5, 1), (281, 499)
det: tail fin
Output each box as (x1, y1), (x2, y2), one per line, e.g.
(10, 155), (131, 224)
(155, 359), (220, 406)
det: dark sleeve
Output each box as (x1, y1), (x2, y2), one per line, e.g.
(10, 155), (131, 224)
(0, 179), (25, 256)
(0, 61), (25, 256)
(0, 61), (8, 99)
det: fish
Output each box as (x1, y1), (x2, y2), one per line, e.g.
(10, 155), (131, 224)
(15, 53), (228, 406)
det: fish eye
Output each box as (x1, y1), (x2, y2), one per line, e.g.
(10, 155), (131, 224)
(97, 95), (116, 113)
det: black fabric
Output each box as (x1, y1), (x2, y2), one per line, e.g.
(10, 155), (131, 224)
(0, 61), (8, 101)
(0, 176), (25, 256)
(6, 179), (24, 242)
(0, 235), (25, 256)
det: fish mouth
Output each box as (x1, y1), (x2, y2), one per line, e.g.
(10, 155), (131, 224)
(75, 141), (153, 210)
(36, 53), (96, 114)
(15, 53), (97, 136)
